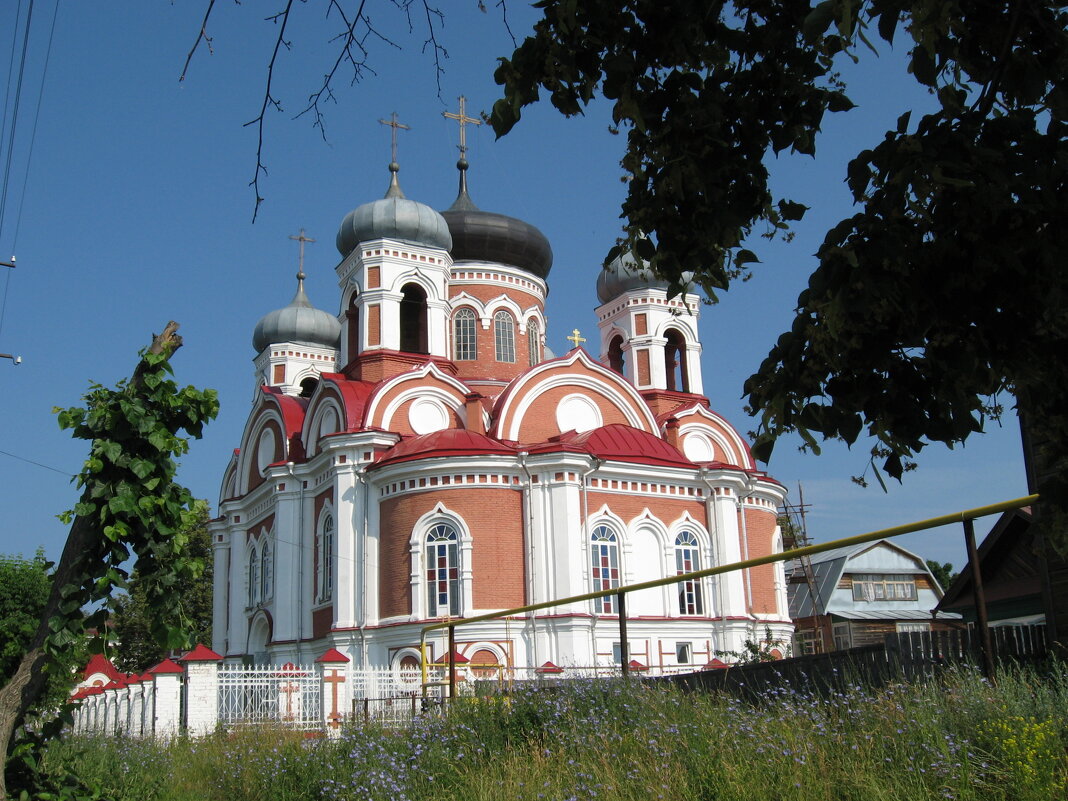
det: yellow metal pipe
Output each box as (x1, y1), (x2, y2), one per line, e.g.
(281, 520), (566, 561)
(421, 494), (1038, 636)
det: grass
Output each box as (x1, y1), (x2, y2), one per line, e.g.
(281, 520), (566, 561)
(41, 662), (1068, 801)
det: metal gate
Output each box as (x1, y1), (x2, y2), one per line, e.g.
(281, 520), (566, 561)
(217, 664), (322, 730)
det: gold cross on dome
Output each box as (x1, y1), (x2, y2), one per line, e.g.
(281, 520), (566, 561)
(289, 229), (316, 278)
(442, 95), (482, 157)
(567, 329), (586, 348)
(378, 112), (410, 163)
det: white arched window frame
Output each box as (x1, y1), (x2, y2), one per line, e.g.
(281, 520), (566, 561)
(453, 307), (477, 361)
(527, 318), (541, 366)
(675, 530), (704, 615)
(494, 310), (516, 363)
(590, 524), (621, 613)
(425, 522), (461, 617)
(248, 545), (260, 607)
(318, 511), (335, 603)
(260, 539), (273, 602)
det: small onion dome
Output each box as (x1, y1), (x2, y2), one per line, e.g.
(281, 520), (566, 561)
(596, 247), (693, 303)
(440, 158), (553, 279)
(336, 162), (453, 257)
(253, 271), (341, 353)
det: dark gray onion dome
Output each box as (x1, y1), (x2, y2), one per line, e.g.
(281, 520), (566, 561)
(440, 159), (553, 279)
(336, 163), (453, 257)
(596, 247), (694, 303)
(253, 272), (341, 353)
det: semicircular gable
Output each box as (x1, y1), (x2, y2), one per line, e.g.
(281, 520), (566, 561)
(492, 349), (657, 443)
(219, 452), (239, 505)
(237, 388), (308, 494)
(669, 404), (755, 469)
(363, 362), (472, 436)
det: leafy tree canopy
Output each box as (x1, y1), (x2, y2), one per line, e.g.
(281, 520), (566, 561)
(0, 551), (51, 685)
(490, 0), (1067, 538)
(111, 500), (213, 674)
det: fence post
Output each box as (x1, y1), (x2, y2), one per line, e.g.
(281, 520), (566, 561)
(963, 518), (996, 680)
(316, 647), (350, 737)
(180, 644), (224, 737)
(149, 658), (185, 738)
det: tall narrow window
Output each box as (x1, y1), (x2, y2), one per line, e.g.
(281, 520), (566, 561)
(248, 548), (259, 607)
(346, 291), (360, 361)
(453, 308), (477, 360)
(426, 523), (460, 617)
(494, 310), (515, 362)
(527, 319), (541, 366)
(608, 334), (625, 375)
(400, 283), (429, 353)
(664, 328), (689, 392)
(319, 513), (335, 602)
(590, 525), (620, 613)
(675, 531), (704, 615)
(260, 540), (273, 601)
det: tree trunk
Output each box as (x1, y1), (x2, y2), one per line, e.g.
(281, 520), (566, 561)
(0, 323), (182, 801)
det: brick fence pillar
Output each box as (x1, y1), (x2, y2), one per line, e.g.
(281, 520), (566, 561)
(179, 644), (224, 737)
(316, 647), (350, 737)
(149, 658), (184, 738)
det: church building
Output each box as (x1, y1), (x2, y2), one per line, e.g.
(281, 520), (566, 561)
(210, 113), (792, 674)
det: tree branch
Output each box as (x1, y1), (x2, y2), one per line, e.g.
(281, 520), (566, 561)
(179, 0), (217, 83)
(244, 0), (295, 223)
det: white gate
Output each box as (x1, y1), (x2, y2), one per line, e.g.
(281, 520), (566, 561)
(218, 663), (322, 730)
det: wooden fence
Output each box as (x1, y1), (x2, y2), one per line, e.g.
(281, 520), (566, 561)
(652, 625), (1048, 700)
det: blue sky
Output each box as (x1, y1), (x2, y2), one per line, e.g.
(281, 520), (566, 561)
(0, 2), (1028, 572)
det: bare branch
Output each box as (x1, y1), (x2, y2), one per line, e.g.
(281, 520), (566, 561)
(417, 1), (448, 96)
(180, 0), (218, 83)
(244, 0), (296, 222)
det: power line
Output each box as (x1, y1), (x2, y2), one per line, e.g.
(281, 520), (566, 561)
(0, 447), (74, 478)
(11, 0), (59, 253)
(0, 0), (36, 244)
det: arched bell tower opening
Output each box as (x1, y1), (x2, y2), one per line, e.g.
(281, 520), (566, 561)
(400, 283), (429, 354)
(345, 290), (360, 363)
(664, 328), (689, 392)
(608, 334), (626, 375)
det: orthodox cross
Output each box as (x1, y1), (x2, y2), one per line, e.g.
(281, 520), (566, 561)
(567, 329), (586, 348)
(442, 96), (482, 158)
(378, 112), (410, 163)
(289, 228), (315, 278)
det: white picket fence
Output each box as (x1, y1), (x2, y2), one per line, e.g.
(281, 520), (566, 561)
(69, 646), (701, 738)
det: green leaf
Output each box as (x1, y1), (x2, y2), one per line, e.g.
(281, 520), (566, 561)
(734, 249), (761, 267)
(802, 1), (836, 44)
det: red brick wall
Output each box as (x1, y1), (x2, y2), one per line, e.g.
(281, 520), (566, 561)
(378, 488), (525, 618)
(743, 507), (780, 616)
(512, 385), (634, 443)
(585, 492), (705, 528)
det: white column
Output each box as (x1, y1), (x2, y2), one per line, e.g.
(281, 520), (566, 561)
(335, 462), (360, 628)
(211, 528), (231, 655)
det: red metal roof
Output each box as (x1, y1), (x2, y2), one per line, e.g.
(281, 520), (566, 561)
(371, 428), (515, 469)
(179, 644), (223, 662)
(148, 658), (184, 675)
(82, 653), (125, 683)
(561, 424), (693, 468)
(316, 647), (350, 663)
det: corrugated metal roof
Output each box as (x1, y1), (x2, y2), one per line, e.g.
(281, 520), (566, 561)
(831, 609), (962, 621)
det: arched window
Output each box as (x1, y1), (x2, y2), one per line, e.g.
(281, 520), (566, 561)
(346, 291), (360, 361)
(318, 513), (335, 602)
(400, 283), (429, 353)
(590, 525), (620, 613)
(494, 310), (515, 363)
(527, 319), (541, 366)
(453, 308), (477, 360)
(248, 547), (259, 607)
(664, 328), (689, 392)
(608, 334), (625, 375)
(675, 531), (704, 615)
(260, 540), (273, 601)
(426, 523), (460, 617)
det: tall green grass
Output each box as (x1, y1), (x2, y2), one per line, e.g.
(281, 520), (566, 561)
(42, 663), (1068, 801)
